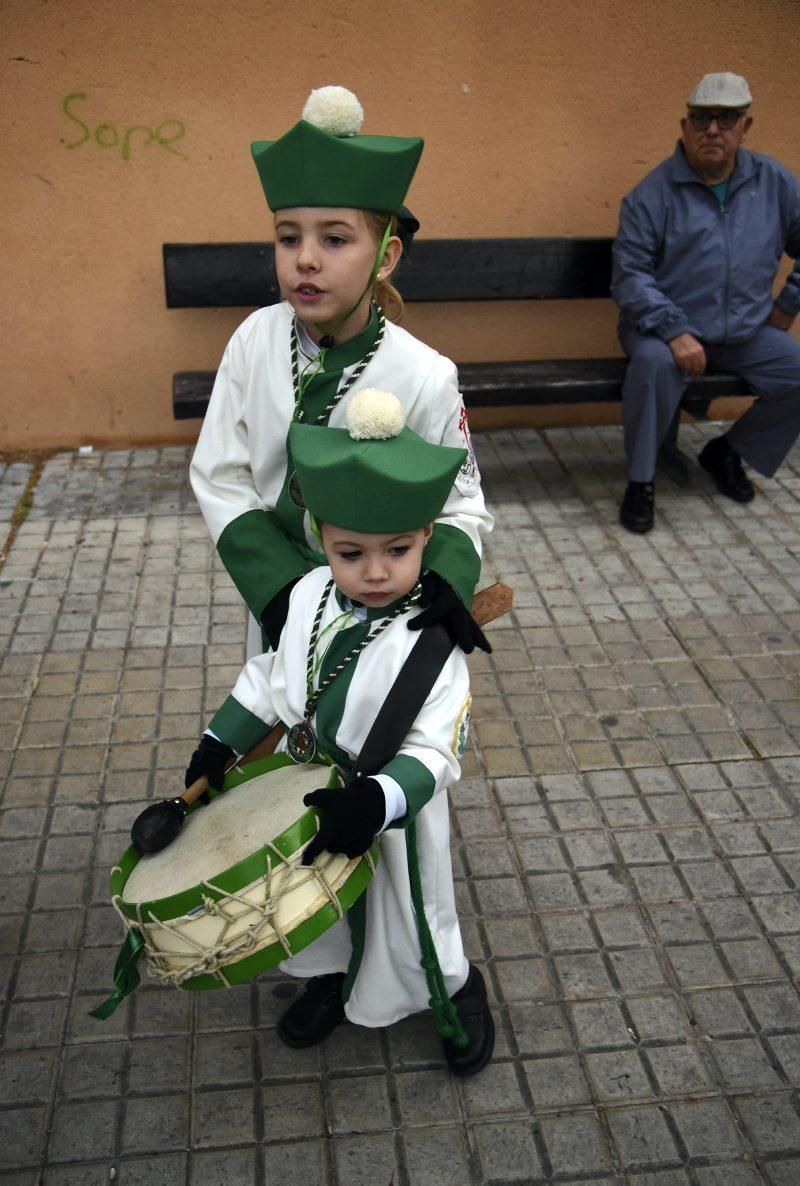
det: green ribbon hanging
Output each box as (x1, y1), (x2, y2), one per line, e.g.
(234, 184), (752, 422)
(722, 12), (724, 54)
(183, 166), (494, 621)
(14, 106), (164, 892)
(406, 821), (469, 1048)
(89, 928), (146, 1020)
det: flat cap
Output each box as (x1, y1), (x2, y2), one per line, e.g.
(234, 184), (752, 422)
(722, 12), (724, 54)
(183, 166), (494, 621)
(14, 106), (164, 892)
(687, 72), (752, 108)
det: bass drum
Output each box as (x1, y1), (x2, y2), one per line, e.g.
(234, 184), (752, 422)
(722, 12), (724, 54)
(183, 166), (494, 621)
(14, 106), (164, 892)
(110, 754), (378, 991)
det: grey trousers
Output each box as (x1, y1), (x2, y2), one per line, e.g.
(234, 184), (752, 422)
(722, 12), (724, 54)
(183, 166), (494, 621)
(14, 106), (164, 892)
(620, 324), (800, 482)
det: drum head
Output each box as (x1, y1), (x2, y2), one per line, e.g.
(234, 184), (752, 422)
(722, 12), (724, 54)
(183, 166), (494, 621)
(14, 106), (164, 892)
(124, 760), (328, 903)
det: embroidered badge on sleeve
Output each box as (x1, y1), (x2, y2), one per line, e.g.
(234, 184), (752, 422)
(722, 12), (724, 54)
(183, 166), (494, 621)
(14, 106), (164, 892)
(454, 404), (481, 496)
(452, 693), (473, 757)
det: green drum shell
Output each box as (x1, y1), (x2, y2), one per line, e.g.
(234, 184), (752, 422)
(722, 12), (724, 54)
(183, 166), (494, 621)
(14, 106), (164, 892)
(111, 754), (379, 991)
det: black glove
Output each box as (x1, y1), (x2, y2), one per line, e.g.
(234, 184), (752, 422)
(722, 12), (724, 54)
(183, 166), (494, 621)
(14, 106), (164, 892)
(184, 735), (235, 792)
(260, 578), (301, 651)
(407, 571), (491, 654)
(301, 776), (386, 866)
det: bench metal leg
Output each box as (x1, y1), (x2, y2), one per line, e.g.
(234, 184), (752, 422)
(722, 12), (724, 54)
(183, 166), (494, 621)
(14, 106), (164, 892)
(656, 409), (693, 486)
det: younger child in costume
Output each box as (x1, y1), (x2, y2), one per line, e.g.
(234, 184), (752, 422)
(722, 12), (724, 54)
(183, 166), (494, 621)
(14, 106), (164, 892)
(190, 86), (492, 660)
(187, 389), (494, 1076)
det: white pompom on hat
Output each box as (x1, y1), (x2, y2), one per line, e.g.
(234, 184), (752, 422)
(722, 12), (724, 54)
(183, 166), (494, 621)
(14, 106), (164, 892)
(346, 389), (405, 440)
(302, 86), (365, 137)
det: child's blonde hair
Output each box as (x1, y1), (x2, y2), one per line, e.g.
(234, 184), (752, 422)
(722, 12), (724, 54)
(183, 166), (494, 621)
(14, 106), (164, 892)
(363, 210), (404, 323)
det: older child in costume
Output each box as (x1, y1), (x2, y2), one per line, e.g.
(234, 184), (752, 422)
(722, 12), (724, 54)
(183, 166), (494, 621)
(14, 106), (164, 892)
(187, 389), (494, 1076)
(190, 86), (492, 660)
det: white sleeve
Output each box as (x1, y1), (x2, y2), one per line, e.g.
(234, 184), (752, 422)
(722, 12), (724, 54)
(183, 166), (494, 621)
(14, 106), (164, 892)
(373, 774), (408, 832)
(189, 318), (265, 544)
(227, 649), (278, 722)
(428, 357), (494, 555)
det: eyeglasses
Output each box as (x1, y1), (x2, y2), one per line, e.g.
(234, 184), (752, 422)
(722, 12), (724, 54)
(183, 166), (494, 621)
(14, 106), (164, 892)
(688, 109), (745, 131)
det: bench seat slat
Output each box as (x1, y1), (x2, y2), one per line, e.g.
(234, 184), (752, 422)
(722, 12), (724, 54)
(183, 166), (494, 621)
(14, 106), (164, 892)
(172, 361), (747, 420)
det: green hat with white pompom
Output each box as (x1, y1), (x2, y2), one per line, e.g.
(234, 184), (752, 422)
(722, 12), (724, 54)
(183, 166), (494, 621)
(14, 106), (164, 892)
(289, 389), (465, 534)
(251, 86), (424, 213)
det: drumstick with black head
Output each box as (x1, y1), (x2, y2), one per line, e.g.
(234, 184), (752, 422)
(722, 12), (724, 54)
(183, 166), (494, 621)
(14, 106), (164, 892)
(130, 723), (285, 855)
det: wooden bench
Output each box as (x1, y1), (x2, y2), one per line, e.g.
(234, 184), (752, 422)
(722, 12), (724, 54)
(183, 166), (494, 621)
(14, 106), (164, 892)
(164, 238), (750, 484)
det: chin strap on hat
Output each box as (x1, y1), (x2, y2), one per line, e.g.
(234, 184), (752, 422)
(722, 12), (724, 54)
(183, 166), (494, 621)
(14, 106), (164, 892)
(313, 218), (394, 349)
(307, 512), (324, 549)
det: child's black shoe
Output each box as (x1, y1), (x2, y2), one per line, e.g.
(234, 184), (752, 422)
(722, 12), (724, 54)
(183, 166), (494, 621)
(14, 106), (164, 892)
(442, 964), (495, 1077)
(276, 973), (346, 1048)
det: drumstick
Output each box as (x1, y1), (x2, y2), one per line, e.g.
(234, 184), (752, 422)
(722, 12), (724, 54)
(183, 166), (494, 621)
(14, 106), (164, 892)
(132, 583), (515, 853)
(472, 581), (513, 627)
(131, 720), (291, 852)
(181, 721), (286, 807)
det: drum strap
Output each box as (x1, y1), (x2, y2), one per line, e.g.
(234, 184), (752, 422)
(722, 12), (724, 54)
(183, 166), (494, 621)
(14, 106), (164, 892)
(350, 621), (469, 1049)
(350, 621), (454, 780)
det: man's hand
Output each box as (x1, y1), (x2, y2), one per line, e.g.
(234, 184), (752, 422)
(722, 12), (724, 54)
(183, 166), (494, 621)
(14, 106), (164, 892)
(767, 304), (796, 332)
(668, 333), (707, 376)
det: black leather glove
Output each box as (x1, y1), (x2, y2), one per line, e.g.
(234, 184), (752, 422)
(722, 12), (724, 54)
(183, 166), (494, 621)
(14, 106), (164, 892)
(407, 571), (491, 654)
(260, 578), (301, 651)
(301, 776), (386, 865)
(184, 735), (235, 792)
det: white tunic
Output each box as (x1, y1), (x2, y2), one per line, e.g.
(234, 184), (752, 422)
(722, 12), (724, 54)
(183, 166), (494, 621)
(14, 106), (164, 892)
(190, 303), (493, 618)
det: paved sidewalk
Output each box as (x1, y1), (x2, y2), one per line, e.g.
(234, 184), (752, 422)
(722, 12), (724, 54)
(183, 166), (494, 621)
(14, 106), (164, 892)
(2, 425), (800, 1184)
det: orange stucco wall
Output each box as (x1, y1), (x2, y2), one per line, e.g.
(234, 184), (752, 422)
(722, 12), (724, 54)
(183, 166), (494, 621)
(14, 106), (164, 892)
(3, 0), (799, 449)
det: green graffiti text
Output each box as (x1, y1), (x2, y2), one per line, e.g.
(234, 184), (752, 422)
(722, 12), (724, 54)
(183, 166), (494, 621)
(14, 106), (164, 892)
(62, 92), (187, 161)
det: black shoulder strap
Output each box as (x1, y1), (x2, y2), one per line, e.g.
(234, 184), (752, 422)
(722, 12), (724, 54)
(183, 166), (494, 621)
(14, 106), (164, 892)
(350, 622), (454, 781)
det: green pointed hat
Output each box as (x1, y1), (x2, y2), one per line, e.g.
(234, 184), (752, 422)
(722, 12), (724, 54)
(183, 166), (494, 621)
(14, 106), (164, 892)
(289, 390), (466, 533)
(251, 86), (424, 213)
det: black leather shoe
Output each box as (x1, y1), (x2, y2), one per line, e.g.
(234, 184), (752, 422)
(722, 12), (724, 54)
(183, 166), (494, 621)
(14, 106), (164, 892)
(276, 973), (346, 1048)
(619, 481), (655, 534)
(442, 964), (495, 1077)
(698, 435), (755, 503)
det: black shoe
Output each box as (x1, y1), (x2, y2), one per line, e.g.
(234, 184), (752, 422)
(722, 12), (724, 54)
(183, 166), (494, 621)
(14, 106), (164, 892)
(276, 973), (346, 1048)
(698, 435), (755, 503)
(619, 481), (655, 534)
(442, 964), (495, 1077)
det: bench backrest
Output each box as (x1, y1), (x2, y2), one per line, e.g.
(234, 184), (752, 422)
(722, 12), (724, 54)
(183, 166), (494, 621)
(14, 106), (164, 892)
(163, 238), (613, 309)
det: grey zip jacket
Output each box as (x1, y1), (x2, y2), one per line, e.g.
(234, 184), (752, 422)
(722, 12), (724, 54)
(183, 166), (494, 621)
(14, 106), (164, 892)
(612, 143), (800, 345)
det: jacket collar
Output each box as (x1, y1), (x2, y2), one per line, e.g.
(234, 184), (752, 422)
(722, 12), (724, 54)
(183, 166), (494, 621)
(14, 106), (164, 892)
(667, 141), (759, 192)
(334, 585), (409, 623)
(284, 300), (379, 371)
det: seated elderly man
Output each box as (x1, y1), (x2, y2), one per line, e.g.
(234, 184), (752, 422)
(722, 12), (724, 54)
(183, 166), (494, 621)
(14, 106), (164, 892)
(612, 72), (800, 534)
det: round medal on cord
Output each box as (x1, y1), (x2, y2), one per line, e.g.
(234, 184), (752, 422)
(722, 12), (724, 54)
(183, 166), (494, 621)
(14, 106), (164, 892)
(287, 720), (317, 764)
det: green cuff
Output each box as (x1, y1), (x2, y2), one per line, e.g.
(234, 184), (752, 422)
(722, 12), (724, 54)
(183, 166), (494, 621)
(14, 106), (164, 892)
(209, 695), (276, 755)
(381, 753), (436, 826)
(423, 523), (481, 608)
(217, 509), (309, 620)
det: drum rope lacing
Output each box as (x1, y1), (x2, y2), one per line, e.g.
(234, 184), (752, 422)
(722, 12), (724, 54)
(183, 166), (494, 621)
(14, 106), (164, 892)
(113, 842), (376, 988)
(290, 302), (386, 422)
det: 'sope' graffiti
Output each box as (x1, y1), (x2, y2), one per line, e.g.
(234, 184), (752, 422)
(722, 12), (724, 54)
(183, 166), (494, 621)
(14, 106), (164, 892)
(62, 92), (187, 161)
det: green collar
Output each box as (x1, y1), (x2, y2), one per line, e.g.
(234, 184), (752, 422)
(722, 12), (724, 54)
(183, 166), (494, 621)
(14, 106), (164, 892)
(315, 303), (379, 371)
